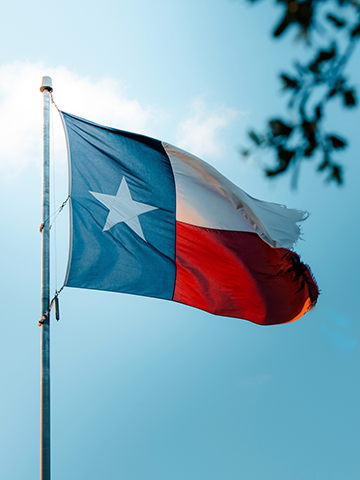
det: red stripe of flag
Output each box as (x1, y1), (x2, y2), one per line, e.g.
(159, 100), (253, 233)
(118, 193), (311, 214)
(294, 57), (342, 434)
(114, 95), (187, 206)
(173, 222), (318, 325)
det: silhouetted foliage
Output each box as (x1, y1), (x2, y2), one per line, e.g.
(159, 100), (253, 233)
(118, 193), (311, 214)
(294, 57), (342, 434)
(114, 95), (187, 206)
(241, 0), (360, 186)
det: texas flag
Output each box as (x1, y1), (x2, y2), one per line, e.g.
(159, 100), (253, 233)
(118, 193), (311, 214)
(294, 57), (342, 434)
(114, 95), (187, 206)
(60, 111), (318, 326)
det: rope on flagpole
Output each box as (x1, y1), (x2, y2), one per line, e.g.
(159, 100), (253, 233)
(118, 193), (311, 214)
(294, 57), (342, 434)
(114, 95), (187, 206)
(38, 190), (68, 324)
(38, 90), (68, 326)
(50, 91), (59, 111)
(38, 285), (65, 326)
(39, 195), (70, 233)
(48, 195), (70, 229)
(38, 90), (69, 232)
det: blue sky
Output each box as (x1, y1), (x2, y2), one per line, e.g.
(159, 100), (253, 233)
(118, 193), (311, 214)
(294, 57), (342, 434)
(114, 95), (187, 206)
(0, 1), (359, 479)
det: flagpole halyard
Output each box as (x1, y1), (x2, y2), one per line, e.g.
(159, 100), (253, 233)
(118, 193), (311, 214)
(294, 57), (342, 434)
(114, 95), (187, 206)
(40, 75), (52, 480)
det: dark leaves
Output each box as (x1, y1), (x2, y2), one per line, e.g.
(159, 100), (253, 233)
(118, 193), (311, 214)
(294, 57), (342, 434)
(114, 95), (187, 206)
(317, 154), (344, 185)
(328, 76), (346, 99)
(318, 155), (329, 171)
(248, 131), (263, 145)
(327, 135), (347, 149)
(280, 74), (300, 90)
(328, 165), (343, 185)
(304, 139), (318, 157)
(318, 156), (344, 185)
(316, 46), (336, 63)
(273, 1), (313, 38)
(351, 23), (360, 38)
(302, 120), (317, 141)
(277, 146), (295, 165)
(326, 14), (346, 28)
(309, 45), (336, 73)
(343, 89), (356, 106)
(266, 147), (296, 177)
(328, 85), (357, 106)
(242, 0), (359, 187)
(315, 105), (322, 120)
(269, 119), (293, 137)
(301, 120), (318, 156)
(274, 15), (293, 37)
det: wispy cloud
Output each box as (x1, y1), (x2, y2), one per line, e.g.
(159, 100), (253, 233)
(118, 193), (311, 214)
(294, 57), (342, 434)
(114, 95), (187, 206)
(0, 62), (240, 175)
(176, 98), (238, 159)
(0, 61), (156, 174)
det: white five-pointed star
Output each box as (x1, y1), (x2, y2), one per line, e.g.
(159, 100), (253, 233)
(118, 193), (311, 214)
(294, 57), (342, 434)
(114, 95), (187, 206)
(90, 177), (158, 242)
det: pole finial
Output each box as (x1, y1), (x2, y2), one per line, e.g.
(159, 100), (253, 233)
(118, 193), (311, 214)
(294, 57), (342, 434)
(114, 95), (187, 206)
(40, 76), (53, 93)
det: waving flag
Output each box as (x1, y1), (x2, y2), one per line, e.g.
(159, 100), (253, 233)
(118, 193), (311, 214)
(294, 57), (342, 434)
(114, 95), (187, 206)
(61, 111), (318, 325)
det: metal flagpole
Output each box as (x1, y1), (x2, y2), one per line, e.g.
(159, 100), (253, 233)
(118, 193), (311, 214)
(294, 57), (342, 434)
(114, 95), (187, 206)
(39, 76), (53, 480)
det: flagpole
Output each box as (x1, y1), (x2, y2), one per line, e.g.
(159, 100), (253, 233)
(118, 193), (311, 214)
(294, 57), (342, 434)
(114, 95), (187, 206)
(40, 76), (53, 480)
